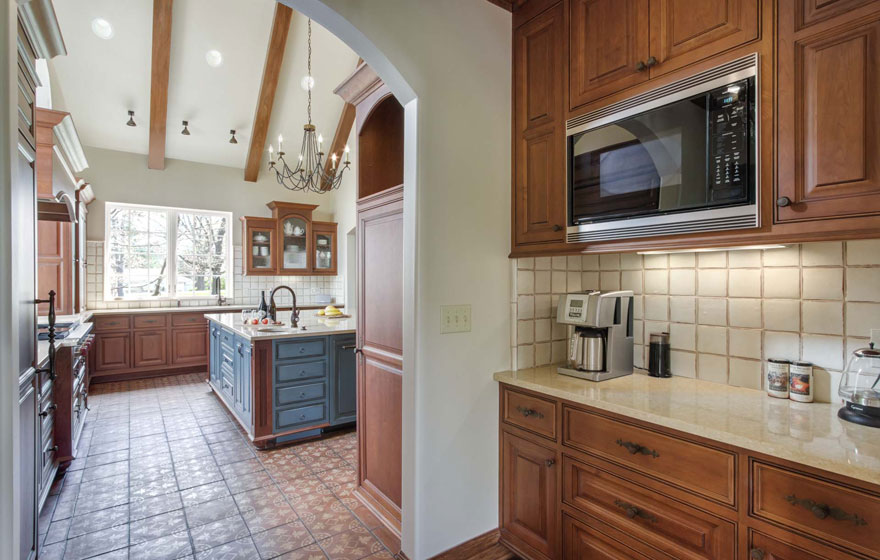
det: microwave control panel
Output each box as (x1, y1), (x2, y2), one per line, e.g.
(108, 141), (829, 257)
(708, 78), (750, 202)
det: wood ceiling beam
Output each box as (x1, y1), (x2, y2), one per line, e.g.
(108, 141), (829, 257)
(321, 59), (362, 191)
(484, 0), (514, 12)
(148, 0), (174, 170)
(244, 3), (293, 183)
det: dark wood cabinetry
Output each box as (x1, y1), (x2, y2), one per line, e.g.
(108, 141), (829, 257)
(95, 331), (131, 372)
(498, 383), (880, 560)
(133, 330), (167, 368)
(513, 2), (567, 247)
(171, 328), (208, 366)
(776, 1), (880, 222)
(501, 430), (558, 560)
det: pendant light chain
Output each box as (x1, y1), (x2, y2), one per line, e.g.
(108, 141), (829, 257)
(267, 17), (351, 193)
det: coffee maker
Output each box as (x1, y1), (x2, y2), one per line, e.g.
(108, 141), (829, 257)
(556, 290), (634, 382)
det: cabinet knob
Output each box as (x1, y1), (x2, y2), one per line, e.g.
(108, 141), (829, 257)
(645, 56), (658, 68)
(552, 224), (563, 232)
(776, 196), (792, 207)
(545, 459), (555, 467)
(749, 549), (765, 560)
(635, 60), (647, 72)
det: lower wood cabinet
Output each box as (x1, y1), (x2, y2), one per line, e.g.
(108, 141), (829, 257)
(498, 383), (880, 560)
(133, 330), (167, 369)
(92, 312), (209, 381)
(501, 430), (558, 560)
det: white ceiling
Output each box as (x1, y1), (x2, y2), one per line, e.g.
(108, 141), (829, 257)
(49, 0), (360, 170)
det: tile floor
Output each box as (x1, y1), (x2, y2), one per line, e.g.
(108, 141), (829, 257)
(38, 373), (395, 560)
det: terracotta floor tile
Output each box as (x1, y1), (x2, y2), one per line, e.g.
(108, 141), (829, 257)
(277, 543), (328, 560)
(318, 525), (385, 560)
(252, 521), (315, 559)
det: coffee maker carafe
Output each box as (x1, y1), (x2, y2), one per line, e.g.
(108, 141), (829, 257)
(556, 290), (634, 382)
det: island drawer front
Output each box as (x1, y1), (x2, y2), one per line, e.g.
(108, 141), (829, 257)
(133, 315), (168, 329)
(276, 403), (327, 431)
(171, 313), (207, 327)
(502, 386), (557, 441)
(276, 360), (327, 384)
(562, 455), (736, 560)
(94, 315), (131, 331)
(275, 338), (326, 360)
(563, 513), (653, 560)
(276, 382), (326, 407)
(751, 461), (880, 557)
(563, 406), (736, 506)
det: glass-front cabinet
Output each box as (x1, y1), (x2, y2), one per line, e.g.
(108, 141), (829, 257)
(312, 222), (337, 275)
(240, 202), (338, 276)
(241, 217), (277, 276)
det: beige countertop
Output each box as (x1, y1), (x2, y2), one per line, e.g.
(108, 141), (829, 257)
(495, 366), (880, 487)
(205, 310), (355, 341)
(88, 304), (339, 315)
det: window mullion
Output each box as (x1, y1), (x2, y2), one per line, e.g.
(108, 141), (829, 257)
(168, 210), (177, 299)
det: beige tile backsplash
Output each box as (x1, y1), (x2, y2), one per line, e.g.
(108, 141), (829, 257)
(511, 240), (880, 402)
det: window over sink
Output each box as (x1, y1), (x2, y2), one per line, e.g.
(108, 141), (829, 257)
(104, 202), (233, 301)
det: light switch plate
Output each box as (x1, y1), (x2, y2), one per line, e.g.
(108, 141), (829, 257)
(441, 304), (471, 334)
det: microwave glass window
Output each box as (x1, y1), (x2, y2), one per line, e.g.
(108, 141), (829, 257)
(569, 77), (753, 225)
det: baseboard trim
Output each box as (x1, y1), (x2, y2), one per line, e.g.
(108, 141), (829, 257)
(429, 529), (515, 560)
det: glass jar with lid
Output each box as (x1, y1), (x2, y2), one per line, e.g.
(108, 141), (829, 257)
(837, 343), (880, 428)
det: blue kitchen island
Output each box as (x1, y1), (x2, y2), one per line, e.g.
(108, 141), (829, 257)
(205, 310), (356, 448)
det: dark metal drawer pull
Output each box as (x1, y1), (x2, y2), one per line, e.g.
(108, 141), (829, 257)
(785, 494), (867, 526)
(615, 438), (660, 458)
(515, 405), (544, 419)
(749, 548), (764, 560)
(545, 459), (555, 467)
(614, 500), (658, 523)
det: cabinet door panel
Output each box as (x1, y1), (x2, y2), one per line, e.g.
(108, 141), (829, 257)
(95, 333), (131, 372)
(777, 13), (880, 221)
(516, 3), (564, 130)
(331, 336), (357, 425)
(501, 430), (557, 559)
(649, 0), (759, 77)
(171, 328), (208, 366)
(133, 330), (167, 369)
(570, 0), (650, 108)
(563, 514), (652, 560)
(515, 124), (566, 245)
(798, 0), (879, 29)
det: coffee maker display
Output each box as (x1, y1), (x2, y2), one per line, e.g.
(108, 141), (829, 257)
(556, 290), (634, 382)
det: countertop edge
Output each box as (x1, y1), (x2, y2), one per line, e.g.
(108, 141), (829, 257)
(494, 371), (880, 488)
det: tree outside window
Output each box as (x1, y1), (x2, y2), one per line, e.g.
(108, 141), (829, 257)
(104, 203), (232, 300)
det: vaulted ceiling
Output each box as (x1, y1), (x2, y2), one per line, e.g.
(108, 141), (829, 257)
(49, 0), (360, 176)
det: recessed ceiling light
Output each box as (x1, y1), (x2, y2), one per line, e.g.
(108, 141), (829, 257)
(91, 18), (114, 40)
(300, 75), (315, 91)
(205, 50), (223, 68)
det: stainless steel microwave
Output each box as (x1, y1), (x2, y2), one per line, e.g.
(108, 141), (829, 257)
(566, 54), (759, 243)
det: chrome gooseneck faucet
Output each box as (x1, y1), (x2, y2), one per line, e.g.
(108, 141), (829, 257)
(269, 285), (300, 327)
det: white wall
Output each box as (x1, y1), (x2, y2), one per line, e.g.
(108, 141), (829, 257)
(284, 1), (512, 557)
(80, 145), (355, 244)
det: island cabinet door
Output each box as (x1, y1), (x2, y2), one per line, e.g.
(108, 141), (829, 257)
(330, 334), (357, 425)
(501, 430), (558, 560)
(233, 335), (252, 429)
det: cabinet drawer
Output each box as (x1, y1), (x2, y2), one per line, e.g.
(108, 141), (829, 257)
(94, 315), (131, 331)
(276, 359), (327, 384)
(751, 460), (880, 557)
(502, 386), (557, 440)
(133, 314), (168, 329)
(563, 513), (652, 560)
(275, 338), (326, 360)
(275, 403), (327, 431)
(171, 313), (206, 327)
(562, 455), (736, 560)
(563, 406), (736, 505)
(276, 382), (326, 407)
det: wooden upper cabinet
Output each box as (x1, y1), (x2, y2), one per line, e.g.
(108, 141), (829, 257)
(777, 3), (880, 222)
(501, 430), (558, 560)
(241, 217), (278, 276)
(514, 2), (566, 246)
(568, 0), (758, 110)
(569, 0), (650, 109)
(648, 0), (759, 77)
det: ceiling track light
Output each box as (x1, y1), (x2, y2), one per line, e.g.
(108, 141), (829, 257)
(229, 130), (238, 144)
(181, 121), (190, 135)
(126, 110), (136, 127)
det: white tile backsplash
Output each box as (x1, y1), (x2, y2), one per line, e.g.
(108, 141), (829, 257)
(86, 241), (343, 310)
(510, 240), (880, 402)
